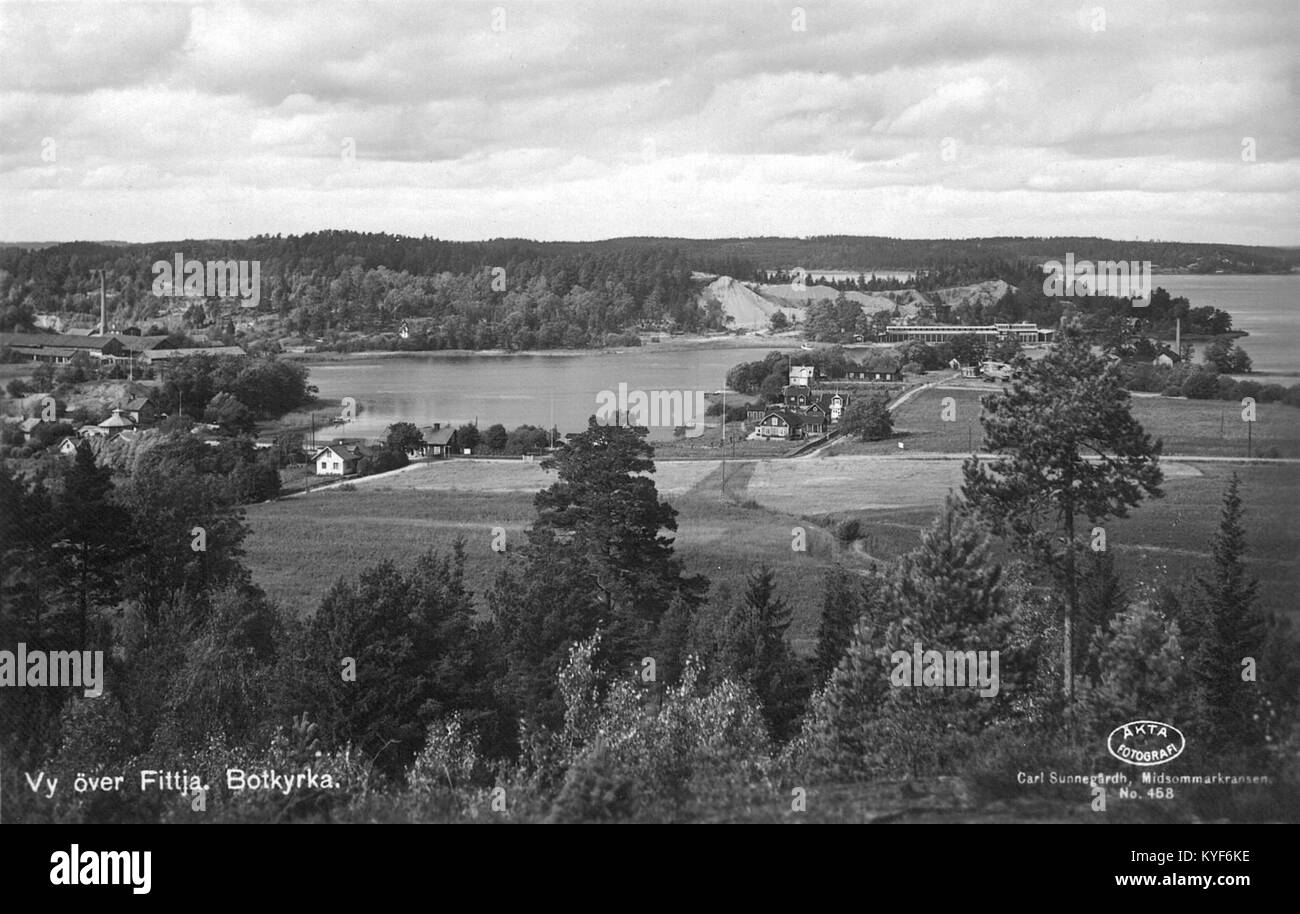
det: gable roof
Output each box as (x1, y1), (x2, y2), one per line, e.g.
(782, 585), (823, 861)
(0, 332), (119, 351)
(123, 397), (154, 410)
(311, 445), (361, 462)
(762, 409), (804, 426)
(422, 427), (457, 445)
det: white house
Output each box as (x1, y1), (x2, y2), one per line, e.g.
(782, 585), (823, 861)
(789, 365), (816, 387)
(1153, 348), (1183, 369)
(312, 444), (360, 476)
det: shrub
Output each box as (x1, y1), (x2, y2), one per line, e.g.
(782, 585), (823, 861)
(1180, 370), (1219, 400)
(834, 517), (862, 545)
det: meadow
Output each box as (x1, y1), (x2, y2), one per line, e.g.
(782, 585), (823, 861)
(244, 452), (1300, 655)
(821, 382), (1300, 459)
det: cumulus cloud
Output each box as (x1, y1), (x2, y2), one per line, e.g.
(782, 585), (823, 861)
(0, 0), (1295, 243)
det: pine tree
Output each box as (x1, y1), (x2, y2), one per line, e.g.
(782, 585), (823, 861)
(1192, 474), (1266, 750)
(801, 499), (1020, 776)
(1076, 550), (1127, 683)
(962, 322), (1163, 701)
(731, 564), (805, 741)
(491, 418), (706, 727)
(815, 565), (877, 681)
(53, 443), (136, 650)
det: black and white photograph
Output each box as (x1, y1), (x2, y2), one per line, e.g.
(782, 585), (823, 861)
(0, 0), (1296, 879)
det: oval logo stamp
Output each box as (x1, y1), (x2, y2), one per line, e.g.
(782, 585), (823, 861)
(1107, 720), (1185, 767)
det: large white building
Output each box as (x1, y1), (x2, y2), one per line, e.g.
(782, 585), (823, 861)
(883, 322), (1054, 344)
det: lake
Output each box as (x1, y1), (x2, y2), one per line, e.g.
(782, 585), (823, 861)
(304, 344), (797, 440)
(305, 274), (1299, 440)
(1150, 273), (1299, 379)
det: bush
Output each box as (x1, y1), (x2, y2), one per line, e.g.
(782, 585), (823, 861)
(834, 517), (862, 545)
(1181, 370), (1219, 400)
(1235, 380), (1263, 402)
(1258, 384), (1287, 403)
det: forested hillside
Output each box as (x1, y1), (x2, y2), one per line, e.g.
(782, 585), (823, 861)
(1, 232), (1292, 348)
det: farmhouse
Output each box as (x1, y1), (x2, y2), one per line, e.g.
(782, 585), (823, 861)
(801, 406), (827, 436)
(788, 365), (816, 386)
(122, 397), (159, 427)
(755, 409), (805, 440)
(420, 424), (459, 458)
(845, 352), (903, 382)
(312, 444), (362, 476)
(1152, 347), (1183, 368)
(782, 384), (814, 408)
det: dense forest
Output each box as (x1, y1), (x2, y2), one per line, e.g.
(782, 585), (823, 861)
(1, 233), (1292, 349)
(0, 234), (756, 347)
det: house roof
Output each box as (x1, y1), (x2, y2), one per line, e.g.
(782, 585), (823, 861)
(762, 409), (804, 426)
(313, 443), (378, 461)
(104, 335), (169, 353)
(422, 427), (457, 445)
(0, 332), (119, 351)
(10, 345), (79, 358)
(98, 409), (136, 429)
(311, 445), (359, 461)
(123, 397), (154, 410)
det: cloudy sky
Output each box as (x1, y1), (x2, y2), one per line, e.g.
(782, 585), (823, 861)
(1, 0), (1296, 244)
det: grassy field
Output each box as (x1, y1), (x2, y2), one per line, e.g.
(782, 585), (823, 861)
(820, 382), (1300, 458)
(244, 452), (1300, 656)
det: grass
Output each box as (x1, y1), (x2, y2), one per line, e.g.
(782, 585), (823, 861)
(820, 382), (1300, 458)
(243, 452), (1299, 656)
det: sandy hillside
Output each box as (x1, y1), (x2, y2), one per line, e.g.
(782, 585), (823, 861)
(756, 283), (922, 318)
(931, 279), (1015, 311)
(701, 276), (801, 330)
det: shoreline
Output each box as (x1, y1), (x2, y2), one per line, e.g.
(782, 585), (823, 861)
(289, 332), (811, 364)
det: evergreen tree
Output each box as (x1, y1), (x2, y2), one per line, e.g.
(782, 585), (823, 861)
(962, 322), (1163, 700)
(52, 443), (136, 650)
(1076, 549), (1127, 683)
(719, 564), (804, 741)
(491, 419), (706, 728)
(814, 565), (877, 681)
(1192, 474), (1267, 750)
(801, 499), (1021, 776)
(1075, 601), (1193, 735)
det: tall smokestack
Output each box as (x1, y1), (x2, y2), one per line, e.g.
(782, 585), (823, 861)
(98, 270), (106, 335)
(1175, 318), (1180, 354)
